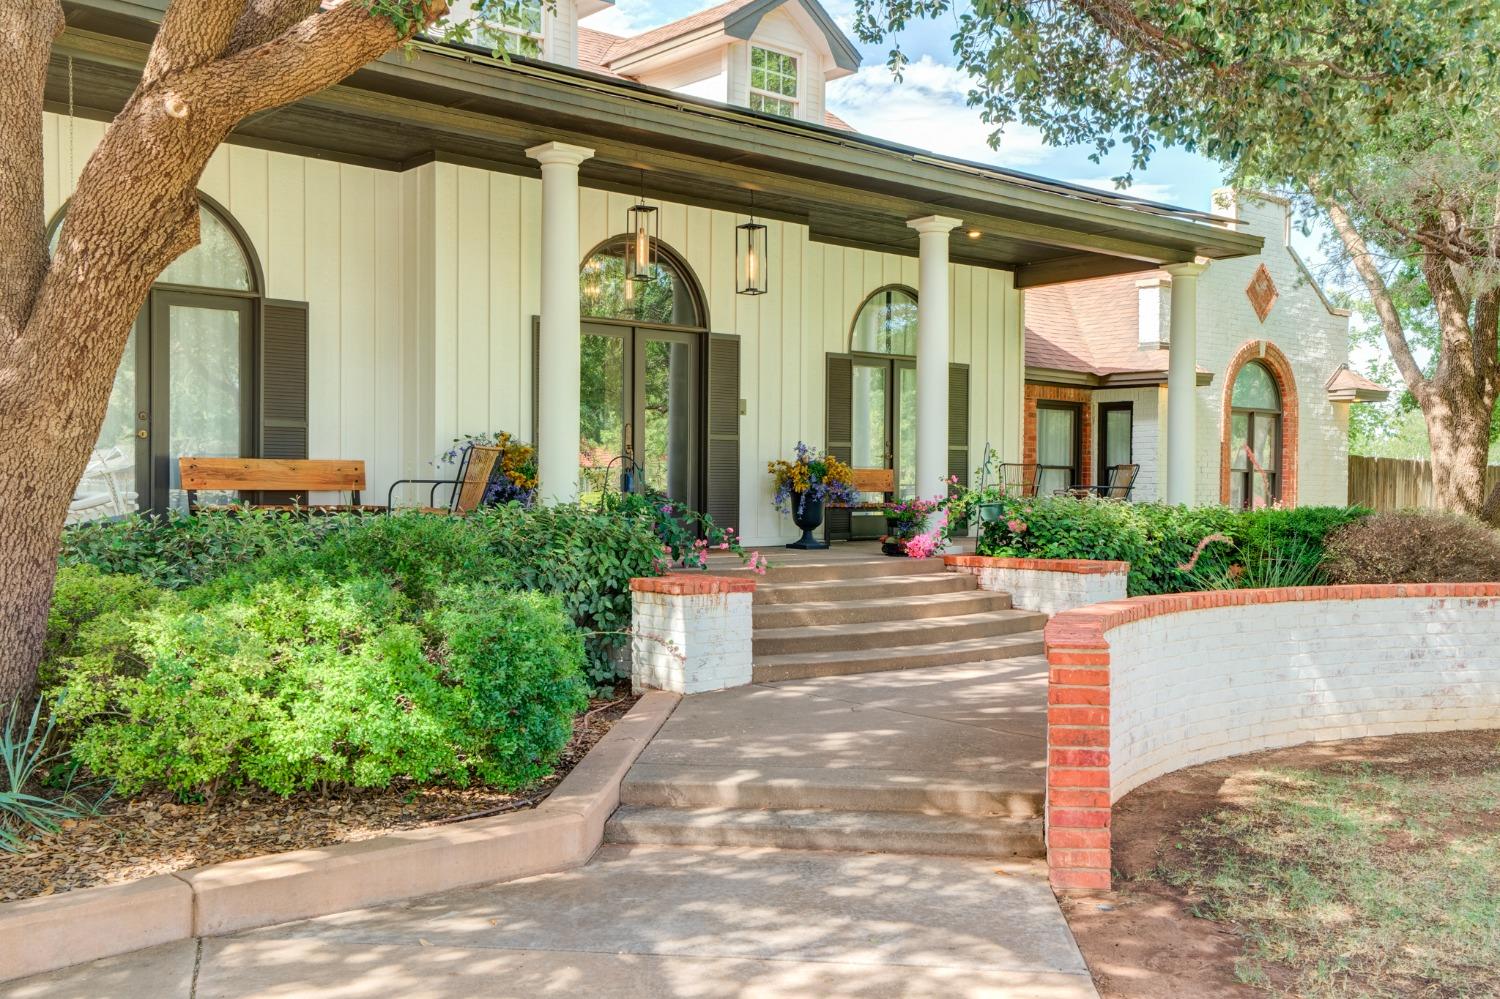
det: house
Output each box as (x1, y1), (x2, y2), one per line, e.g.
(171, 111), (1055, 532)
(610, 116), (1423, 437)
(56, 0), (1267, 546)
(1023, 191), (1388, 506)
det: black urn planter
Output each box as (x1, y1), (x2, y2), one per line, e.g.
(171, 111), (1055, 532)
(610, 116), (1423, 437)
(881, 540), (907, 557)
(786, 492), (830, 550)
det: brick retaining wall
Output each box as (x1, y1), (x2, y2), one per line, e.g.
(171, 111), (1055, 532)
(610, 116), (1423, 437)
(630, 576), (756, 694)
(944, 555), (1130, 615)
(1044, 583), (1500, 891)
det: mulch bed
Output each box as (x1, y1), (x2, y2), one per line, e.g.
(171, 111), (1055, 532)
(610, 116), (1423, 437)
(1, 693), (637, 903)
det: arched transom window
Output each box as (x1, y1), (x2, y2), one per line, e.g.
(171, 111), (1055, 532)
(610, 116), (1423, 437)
(579, 236), (704, 328)
(851, 286), (918, 355)
(1228, 360), (1282, 509)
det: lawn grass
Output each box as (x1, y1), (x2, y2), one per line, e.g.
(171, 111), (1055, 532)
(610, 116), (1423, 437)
(1150, 739), (1500, 997)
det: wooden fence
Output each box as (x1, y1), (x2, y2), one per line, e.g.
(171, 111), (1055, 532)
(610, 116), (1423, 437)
(1348, 454), (1500, 510)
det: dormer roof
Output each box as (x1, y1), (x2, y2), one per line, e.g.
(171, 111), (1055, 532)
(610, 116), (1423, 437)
(597, 0), (860, 74)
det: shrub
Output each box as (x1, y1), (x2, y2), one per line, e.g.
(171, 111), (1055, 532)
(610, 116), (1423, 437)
(41, 565), (164, 692)
(472, 503), (669, 682)
(979, 497), (1370, 595)
(60, 510), (331, 589)
(54, 573), (588, 798)
(1322, 512), (1500, 585)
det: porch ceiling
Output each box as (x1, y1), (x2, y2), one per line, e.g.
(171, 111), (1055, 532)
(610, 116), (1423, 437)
(57, 1), (1263, 284)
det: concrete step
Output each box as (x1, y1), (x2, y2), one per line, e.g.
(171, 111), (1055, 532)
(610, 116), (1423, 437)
(752, 588), (1014, 629)
(620, 763), (1043, 818)
(714, 556), (946, 585)
(753, 572), (975, 606)
(753, 609), (1047, 657)
(604, 804), (1044, 858)
(752, 631), (1046, 683)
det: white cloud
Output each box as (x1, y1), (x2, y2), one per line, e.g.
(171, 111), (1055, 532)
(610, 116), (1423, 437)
(826, 56), (1051, 167)
(1065, 175), (1178, 206)
(581, 0), (675, 36)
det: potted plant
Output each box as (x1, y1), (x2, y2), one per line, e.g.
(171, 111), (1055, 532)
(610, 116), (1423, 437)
(880, 498), (941, 557)
(768, 442), (857, 550)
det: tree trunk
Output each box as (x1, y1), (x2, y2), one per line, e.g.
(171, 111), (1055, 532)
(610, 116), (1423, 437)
(1423, 386), (1495, 515)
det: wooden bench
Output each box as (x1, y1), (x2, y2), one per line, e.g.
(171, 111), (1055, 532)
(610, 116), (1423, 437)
(829, 467), (896, 511)
(178, 457), (377, 514)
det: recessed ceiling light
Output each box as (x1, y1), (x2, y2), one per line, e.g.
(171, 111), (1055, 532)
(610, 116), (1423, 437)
(966, 229), (982, 239)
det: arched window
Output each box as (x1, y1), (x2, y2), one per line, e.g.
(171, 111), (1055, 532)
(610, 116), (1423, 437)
(579, 236), (704, 328)
(1228, 360), (1282, 509)
(851, 285), (918, 355)
(57, 196), (268, 520)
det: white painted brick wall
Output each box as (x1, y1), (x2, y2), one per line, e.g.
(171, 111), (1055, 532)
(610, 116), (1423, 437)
(1107, 597), (1500, 801)
(631, 590), (753, 694)
(1192, 192), (1352, 506)
(1092, 387), (1159, 502)
(958, 564), (1129, 616)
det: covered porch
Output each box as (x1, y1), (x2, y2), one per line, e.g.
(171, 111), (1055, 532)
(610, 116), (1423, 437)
(55, 1), (1261, 541)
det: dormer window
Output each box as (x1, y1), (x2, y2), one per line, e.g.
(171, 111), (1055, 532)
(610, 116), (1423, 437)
(749, 46), (799, 117)
(477, 0), (545, 57)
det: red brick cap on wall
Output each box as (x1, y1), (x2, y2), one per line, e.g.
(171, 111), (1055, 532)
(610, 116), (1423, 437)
(944, 555), (1129, 576)
(630, 575), (757, 596)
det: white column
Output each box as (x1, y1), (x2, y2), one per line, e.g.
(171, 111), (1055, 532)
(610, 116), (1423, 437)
(1163, 261), (1208, 506)
(526, 141), (594, 504)
(907, 215), (962, 501)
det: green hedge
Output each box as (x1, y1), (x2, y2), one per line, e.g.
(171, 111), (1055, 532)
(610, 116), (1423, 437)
(44, 506), (676, 798)
(977, 498), (1370, 595)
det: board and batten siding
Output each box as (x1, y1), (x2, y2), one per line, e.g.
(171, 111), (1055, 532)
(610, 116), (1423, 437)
(42, 116), (1024, 543)
(43, 112), (421, 504)
(422, 161), (1025, 546)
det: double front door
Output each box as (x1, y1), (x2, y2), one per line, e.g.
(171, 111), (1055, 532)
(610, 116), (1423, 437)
(74, 290), (253, 520)
(579, 322), (701, 508)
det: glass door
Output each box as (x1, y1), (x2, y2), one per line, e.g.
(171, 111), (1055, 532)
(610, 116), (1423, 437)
(636, 329), (700, 509)
(68, 325), (145, 525)
(894, 360), (917, 499)
(582, 322), (702, 510)
(150, 292), (253, 514)
(1036, 402), (1080, 496)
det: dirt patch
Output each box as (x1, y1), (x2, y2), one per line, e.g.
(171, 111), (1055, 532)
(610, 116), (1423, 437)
(1061, 730), (1500, 998)
(1, 694), (636, 903)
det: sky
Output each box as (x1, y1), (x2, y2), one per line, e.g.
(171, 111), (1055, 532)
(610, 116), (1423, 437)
(582, 0), (1235, 213)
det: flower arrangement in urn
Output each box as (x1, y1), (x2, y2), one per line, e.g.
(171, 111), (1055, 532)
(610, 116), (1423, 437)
(767, 442), (858, 549)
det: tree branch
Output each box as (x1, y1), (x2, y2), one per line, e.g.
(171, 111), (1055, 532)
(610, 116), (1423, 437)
(185, 0), (447, 125)
(228, 0), (321, 55)
(0, 1), (65, 349)
(1322, 194), (1430, 402)
(142, 0), (246, 88)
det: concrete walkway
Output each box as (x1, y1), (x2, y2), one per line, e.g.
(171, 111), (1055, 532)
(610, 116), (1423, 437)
(5, 662), (1094, 998)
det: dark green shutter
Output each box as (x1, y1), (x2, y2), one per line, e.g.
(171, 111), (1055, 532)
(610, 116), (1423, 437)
(825, 353), (854, 541)
(531, 316), (541, 445)
(705, 333), (741, 532)
(257, 300), (309, 504)
(948, 363), (971, 488)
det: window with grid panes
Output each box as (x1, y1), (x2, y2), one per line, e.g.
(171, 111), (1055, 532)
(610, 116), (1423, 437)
(749, 46), (799, 117)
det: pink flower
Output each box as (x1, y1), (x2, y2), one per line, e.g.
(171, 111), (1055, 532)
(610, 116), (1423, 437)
(1007, 519), (1027, 534)
(905, 534), (937, 559)
(661, 504), (674, 515)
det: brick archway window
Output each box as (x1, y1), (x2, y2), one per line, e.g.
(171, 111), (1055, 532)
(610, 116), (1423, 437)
(1220, 341), (1298, 507)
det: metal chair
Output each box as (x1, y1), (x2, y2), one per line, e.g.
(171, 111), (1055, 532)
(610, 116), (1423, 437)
(998, 462), (1040, 498)
(386, 444), (502, 513)
(1058, 463), (1140, 500)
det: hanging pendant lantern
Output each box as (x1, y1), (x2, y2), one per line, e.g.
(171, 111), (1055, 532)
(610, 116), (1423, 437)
(625, 171), (658, 283)
(737, 191), (769, 296)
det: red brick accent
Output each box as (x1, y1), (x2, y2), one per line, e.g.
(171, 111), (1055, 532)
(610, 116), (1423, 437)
(1219, 340), (1299, 506)
(943, 555), (1129, 575)
(1042, 582), (1500, 893)
(630, 575), (757, 596)
(1023, 383), (1094, 488)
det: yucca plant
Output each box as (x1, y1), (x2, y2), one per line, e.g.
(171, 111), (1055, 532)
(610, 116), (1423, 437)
(0, 698), (110, 852)
(1187, 535), (1328, 591)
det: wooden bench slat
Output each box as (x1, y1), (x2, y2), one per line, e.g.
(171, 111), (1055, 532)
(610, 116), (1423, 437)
(849, 467), (895, 493)
(179, 458), (366, 493)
